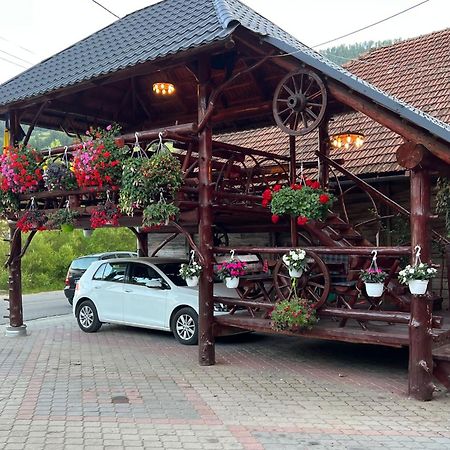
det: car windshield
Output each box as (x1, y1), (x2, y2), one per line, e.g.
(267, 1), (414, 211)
(155, 262), (186, 286)
(71, 257), (99, 270)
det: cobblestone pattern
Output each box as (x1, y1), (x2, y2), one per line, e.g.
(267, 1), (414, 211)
(1, 316), (450, 449)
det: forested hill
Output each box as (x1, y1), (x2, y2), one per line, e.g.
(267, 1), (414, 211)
(319, 39), (401, 65)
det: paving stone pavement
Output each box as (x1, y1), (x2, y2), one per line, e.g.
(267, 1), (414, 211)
(1, 315), (450, 449)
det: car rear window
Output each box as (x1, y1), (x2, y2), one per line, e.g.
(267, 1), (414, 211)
(96, 262), (127, 283)
(71, 257), (99, 270)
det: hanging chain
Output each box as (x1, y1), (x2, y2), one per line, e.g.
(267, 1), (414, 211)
(414, 245), (422, 267)
(369, 249), (379, 272)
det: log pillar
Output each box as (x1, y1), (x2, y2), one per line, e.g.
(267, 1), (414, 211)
(408, 168), (434, 400)
(6, 225), (26, 336)
(318, 122), (330, 188)
(197, 55), (215, 365)
(136, 232), (149, 256)
(289, 136), (298, 247)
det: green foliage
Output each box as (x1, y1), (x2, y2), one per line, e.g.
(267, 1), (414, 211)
(0, 190), (19, 217)
(270, 186), (333, 221)
(120, 145), (183, 215)
(271, 294), (318, 331)
(46, 209), (80, 229)
(142, 202), (179, 227)
(320, 39), (401, 65)
(436, 177), (450, 236)
(0, 226), (136, 293)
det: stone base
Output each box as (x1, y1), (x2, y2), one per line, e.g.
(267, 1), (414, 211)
(5, 324), (27, 337)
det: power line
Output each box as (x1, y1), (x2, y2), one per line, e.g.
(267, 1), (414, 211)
(90, 0), (121, 19)
(0, 35), (36, 56)
(313, 0), (432, 48)
(0, 55), (29, 69)
(0, 48), (33, 66)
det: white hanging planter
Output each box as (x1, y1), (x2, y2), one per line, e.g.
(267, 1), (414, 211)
(83, 229), (93, 238)
(185, 276), (198, 287)
(365, 282), (384, 298)
(288, 268), (303, 278)
(225, 277), (239, 288)
(408, 279), (429, 295)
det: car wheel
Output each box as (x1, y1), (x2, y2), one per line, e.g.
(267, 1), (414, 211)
(172, 307), (198, 345)
(76, 300), (102, 333)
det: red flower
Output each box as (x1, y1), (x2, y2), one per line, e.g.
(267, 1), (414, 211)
(271, 214), (280, 224)
(273, 184), (282, 192)
(262, 189), (272, 200)
(297, 216), (308, 226)
(310, 181), (320, 190)
(291, 184), (302, 190)
(319, 194), (330, 204)
(262, 199), (269, 207)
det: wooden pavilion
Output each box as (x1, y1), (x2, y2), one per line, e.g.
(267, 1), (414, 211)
(1, 0), (450, 401)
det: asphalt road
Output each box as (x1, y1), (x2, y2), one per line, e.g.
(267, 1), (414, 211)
(0, 291), (72, 325)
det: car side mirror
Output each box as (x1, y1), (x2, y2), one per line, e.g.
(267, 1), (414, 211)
(146, 279), (169, 290)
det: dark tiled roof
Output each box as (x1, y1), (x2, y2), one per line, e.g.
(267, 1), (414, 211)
(0, 0), (449, 149)
(220, 29), (450, 175)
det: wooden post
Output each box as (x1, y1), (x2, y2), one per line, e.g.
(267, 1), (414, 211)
(318, 122), (330, 188)
(289, 136), (298, 247)
(408, 168), (434, 400)
(197, 55), (215, 366)
(6, 225), (26, 335)
(136, 231), (149, 256)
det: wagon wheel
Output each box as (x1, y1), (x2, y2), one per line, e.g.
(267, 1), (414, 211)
(273, 69), (327, 136)
(273, 251), (330, 309)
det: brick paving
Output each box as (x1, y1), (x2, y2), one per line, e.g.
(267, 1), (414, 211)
(1, 316), (450, 449)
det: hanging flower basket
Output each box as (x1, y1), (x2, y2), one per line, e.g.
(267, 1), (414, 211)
(216, 258), (246, 288)
(282, 249), (308, 278)
(142, 201), (179, 228)
(16, 209), (48, 233)
(263, 179), (333, 225)
(90, 200), (121, 228)
(72, 124), (125, 189)
(43, 157), (77, 191)
(0, 145), (43, 194)
(179, 257), (202, 287)
(0, 187), (19, 218)
(119, 140), (183, 215)
(360, 268), (387, 298)
(398, 246), (437, 296)
(270, 294), (318, 332)
(46, 207), (80, 232)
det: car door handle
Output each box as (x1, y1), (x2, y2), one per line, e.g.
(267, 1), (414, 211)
(94, 286), (101, 289)
(124, 289), (133, 293)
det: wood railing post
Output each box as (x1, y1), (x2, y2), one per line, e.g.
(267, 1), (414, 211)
(289, 136), (298, 247)
(197, 55), (215, 366)
(136, 231), (149, 256)
(6, 225), (26, 336)
(408, 168), (434, 400)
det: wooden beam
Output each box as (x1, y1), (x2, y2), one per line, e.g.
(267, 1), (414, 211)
(326, 80), (450, 165)
(197, 55), (215, 366)
(396, 142), (450, 174)
(408, 168), (434, 401)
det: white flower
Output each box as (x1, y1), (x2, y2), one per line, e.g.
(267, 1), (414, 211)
(282, 255), (290, 265)
(292, 253), (299, 261)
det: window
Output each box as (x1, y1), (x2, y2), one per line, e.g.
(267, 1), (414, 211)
(155, 262), (186, 286)
(71, 257), (99, 270)
(100, 262), (127, 283)
(93, 264), (106, 280)
(128, 263), (165, 287)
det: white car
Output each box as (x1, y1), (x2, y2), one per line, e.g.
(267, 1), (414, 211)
(73, 257), (238, 345)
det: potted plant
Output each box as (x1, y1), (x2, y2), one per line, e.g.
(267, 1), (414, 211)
(119, 141), (183, 216)
(398, 263), (437, 295)
(46, 208), (80, 232)
(0, 188), (19, 218)
(179, 260), (202, 287)
(90, 200), (121, 229)
(16, 209), (48, 233)
(0, 145), (43, 194)
(142, 201), (179, 228)
(72, 124), (125, 189)
(282, 249), (308, 278)
(216, 259), (247, 288)
(270, 294), (318, 332)
(43, 158), (77, 191)
(263, 179), (333, 225)
(360, 268), (387, 297)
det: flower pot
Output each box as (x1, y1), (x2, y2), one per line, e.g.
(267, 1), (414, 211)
(365, 282), (384, 298)
(225, 277), (239, 288)
(408, 279), (429, 295)
(60, 223), (74, 233)
(83, 229), (93, 238)
(186, 276), (198, 287)
(288, 268), (303, 278)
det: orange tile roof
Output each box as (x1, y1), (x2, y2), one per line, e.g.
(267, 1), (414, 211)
(219, 28), (450, 175)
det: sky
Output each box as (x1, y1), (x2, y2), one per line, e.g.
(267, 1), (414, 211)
(0, 0), (448, 83)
